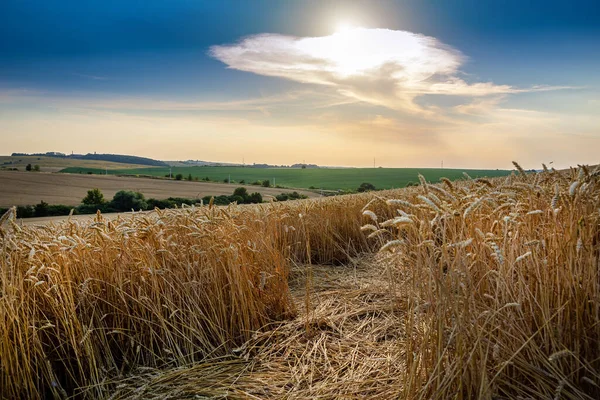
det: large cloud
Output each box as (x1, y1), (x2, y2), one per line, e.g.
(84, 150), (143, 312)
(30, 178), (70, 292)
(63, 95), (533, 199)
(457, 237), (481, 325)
(210, 28), (553, 113)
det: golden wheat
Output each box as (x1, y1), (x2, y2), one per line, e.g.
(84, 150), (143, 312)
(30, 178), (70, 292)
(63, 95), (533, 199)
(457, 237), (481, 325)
(1, 163), (598, 399)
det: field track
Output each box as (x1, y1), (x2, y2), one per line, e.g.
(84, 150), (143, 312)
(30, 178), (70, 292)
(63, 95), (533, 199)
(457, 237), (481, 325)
(0, 170), (317, 207)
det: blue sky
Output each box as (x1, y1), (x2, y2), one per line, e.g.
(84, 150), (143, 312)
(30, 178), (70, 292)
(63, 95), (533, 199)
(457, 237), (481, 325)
(1, 0), (599, 168)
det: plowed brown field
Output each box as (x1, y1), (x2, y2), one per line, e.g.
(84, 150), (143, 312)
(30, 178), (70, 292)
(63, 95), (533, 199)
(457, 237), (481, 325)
(0, 170), (318, 207)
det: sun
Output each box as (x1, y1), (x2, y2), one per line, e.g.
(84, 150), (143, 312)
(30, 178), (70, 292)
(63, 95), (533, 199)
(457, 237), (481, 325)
(334, 21), (357, 34)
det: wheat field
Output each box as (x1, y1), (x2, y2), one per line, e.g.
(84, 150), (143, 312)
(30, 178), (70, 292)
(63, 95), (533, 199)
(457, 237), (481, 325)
(0, 163), (598, 399)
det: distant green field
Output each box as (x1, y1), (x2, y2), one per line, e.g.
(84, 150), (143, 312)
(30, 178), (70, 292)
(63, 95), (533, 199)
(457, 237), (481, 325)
(59, 166), (512, 191)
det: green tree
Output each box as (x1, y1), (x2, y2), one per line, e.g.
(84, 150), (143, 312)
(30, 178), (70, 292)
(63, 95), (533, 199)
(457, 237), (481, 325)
(175, 173), (183, 181)
(33, 164), (40, 171)
(111, 190), (147, 211)
(82, 188), (105, 205)
(25, 163), (32, 171)
(187, 173), (193, 181)
(262, 180), (270, 188)
(233, 187), (249, 199)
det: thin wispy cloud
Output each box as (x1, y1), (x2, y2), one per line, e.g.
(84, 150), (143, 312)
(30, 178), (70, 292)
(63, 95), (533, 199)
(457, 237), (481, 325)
(0, 88), (349, 116)
(210, 28), (572, 114)
(72, 73), (110, 81)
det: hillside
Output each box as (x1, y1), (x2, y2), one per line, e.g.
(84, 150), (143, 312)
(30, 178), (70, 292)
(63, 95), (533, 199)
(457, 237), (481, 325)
(11, 152), (168, 167)
(0, 156), (156, 173)
(59, 166), (512, 191)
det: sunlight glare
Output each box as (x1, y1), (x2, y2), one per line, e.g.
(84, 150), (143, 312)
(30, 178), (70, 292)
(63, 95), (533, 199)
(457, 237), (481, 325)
(335, 21), (356, 34)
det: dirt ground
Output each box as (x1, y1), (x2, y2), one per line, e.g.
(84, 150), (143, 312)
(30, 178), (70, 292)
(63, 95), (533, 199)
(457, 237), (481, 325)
(0, 170), (318, 207)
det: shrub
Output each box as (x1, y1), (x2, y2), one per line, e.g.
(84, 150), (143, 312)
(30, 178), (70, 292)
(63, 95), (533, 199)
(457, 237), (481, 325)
(275, 192), (308, 202)
(229, 195), (245, 204)
(76, 204), (117, 215)
(262, 180), (270, 188)
(33, 165), (40, 172)
(167, 197), (197, 206)
(357, 182), (376, 192)
(46, 204), (72, 216)
(213, 195), (231, 206)
(16, 205), (34, 218)
(202, 195), (213, 205)
(248, 192), (263, 204)
(146, 198), (175, 209)
(33, 201), (50, 217)
(175, 174), (183, 181)
(25, 163), (32, 171)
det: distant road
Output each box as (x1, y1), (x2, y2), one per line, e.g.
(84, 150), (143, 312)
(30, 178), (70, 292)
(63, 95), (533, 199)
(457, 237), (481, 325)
(0, 171), (318, 207)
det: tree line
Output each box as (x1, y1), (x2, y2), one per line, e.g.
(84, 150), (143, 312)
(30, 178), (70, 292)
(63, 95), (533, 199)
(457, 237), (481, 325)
(0, 187), (308, 219)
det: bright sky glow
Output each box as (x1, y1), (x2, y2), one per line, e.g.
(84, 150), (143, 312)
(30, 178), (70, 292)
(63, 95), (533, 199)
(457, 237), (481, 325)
(1, 0), (599, 169)
(334, 21), (358, 34)
(210, 28), (569, 113)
